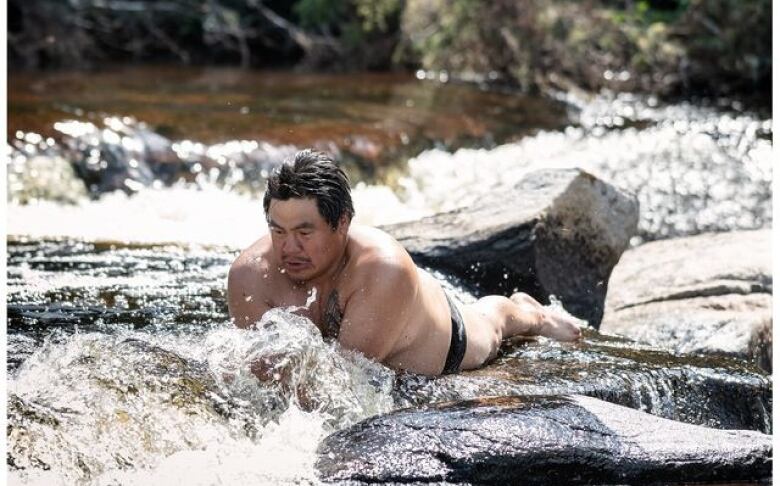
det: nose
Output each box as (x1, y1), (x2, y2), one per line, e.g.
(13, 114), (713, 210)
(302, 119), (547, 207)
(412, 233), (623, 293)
(282, 234), (303, 253)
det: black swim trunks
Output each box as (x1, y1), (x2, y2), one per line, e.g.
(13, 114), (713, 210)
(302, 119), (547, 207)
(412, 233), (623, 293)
(442, 291), (467, 374)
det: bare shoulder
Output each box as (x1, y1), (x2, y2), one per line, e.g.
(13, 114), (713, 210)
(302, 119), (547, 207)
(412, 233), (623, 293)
(349, 226), (413, 264)
(229, 237), (272, 284)
(347, 226), (418, 289)
(227, 236), (274, 328)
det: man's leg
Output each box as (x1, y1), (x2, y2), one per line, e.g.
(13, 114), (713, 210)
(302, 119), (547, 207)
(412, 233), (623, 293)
(458, 292), (582, 370)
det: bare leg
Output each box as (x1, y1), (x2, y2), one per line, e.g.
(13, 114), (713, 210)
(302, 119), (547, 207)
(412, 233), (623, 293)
(459, 292), (582, 370)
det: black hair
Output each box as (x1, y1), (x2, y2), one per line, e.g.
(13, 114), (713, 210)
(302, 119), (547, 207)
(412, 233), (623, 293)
(263, 149), (355, 230)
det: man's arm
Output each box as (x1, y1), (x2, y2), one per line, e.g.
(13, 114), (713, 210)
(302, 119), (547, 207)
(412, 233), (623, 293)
(227, 260), (270, 329)
(337, 259), (417, 363)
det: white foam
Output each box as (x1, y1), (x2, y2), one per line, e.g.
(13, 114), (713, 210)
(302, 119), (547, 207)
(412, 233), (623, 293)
(7, 98), (771, 247)
(92, 406), (326, 486)
(7, 182), (424, 248)
(10, 406), (327, 486)
(8, 312), (395, 485)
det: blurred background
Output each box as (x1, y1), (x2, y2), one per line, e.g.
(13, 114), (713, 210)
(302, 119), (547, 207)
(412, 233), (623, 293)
(8, 0), (773, 96)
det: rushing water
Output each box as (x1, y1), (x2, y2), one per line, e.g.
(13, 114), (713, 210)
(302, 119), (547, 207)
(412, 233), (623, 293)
(7, 238), (770, 485)
(6, 67), (773, 484)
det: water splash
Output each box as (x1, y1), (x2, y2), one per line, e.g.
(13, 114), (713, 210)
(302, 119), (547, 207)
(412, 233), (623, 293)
(8, 310), (395, 485)
(546, 294), (590, 329)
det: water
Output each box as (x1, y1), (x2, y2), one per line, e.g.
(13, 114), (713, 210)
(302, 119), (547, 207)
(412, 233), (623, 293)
(6, 68), (773, 484)
(6, 239), (771, 484)
(7, 67), (569, 171)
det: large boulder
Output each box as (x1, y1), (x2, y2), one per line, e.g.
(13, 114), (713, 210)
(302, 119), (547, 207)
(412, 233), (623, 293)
(317, 394), (772, 484)
(383, 169), (639, 326)
(601, 229), (772, 372)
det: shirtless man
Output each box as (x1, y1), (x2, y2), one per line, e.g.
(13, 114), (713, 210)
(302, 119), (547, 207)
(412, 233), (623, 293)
(227, 150), (582, 376)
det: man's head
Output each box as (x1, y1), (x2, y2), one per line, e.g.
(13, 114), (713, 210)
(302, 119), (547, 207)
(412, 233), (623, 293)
(263, 149), (354, 230)
(263, 150), (354, 282)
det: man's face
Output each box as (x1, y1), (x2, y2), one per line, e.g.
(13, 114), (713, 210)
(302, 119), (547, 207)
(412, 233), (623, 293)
(267, 197), (348, 283)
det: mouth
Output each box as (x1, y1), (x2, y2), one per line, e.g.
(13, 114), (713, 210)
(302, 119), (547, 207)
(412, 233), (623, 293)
(283, 259), (311, 272)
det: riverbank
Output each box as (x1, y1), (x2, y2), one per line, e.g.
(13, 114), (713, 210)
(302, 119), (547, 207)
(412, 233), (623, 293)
(8, 0), (772, 103)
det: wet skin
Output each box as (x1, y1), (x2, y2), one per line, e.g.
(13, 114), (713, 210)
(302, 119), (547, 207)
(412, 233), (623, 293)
(227, 197), (582, 376)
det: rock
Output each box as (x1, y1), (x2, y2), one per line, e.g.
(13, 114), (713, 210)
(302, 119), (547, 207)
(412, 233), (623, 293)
(383, 169), (639, 326)
(7, 155), (89, 204)
(317, 394), (772, 485)
(601, 229), (772, 371)
(394, 329), (771, 434)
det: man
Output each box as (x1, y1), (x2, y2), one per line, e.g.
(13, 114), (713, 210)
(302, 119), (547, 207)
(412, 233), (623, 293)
(228, 150), (582, 376)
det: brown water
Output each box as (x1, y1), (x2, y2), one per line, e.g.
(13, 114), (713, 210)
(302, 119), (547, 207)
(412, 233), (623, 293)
(8, 65), (569, 167)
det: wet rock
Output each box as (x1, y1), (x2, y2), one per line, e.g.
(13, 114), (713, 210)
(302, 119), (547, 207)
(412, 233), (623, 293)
(394, 329), (772, 434)
(317, 394), (771, 485)
(7, 154), (89, 204)
(53, 116), (299, 195)
(601, 229), (772, 371)
(383, 169), (638, 326)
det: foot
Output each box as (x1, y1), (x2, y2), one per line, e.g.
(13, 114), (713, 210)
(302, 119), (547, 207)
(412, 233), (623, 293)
(510, 293), (583, 342)
(538, 307), (583, 342)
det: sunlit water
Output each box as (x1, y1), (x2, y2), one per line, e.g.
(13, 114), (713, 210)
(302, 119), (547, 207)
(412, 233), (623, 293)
(6, 71), (773, 484)
(6, 239), (771, 485)
(8, 311), (394, 485)
(7, 91), (771, 246)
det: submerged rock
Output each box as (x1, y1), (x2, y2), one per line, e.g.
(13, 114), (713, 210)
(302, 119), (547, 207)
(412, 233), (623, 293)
(601, 229), (772, 372)
(384, 168), (639, 326)
(317, 394), (771, 485)
(40, 116), (299, 196)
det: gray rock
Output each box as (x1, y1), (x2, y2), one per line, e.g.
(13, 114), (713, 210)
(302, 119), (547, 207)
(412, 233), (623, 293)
(394, 329), (772, 434)
(317, 394), (772, 485)
(601, 229), (772, 371)
(383, 169), (639, 326)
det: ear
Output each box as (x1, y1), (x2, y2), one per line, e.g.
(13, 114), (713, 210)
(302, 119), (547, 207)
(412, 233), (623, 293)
(336, 215), (350, 236)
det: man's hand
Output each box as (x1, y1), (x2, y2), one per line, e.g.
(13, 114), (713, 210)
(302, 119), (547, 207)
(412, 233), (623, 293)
(250, 352), (316, 411)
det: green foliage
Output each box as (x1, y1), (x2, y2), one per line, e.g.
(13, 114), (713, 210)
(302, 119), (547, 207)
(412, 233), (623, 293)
(9, 0), (770, 97)
(398, 0), (770, 97)
(294, 0), (350, 30)
(294, 0), (401, 34)
(356, 0), (402, 33)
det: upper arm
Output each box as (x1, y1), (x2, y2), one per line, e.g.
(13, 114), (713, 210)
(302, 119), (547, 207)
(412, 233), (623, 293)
(337, 259), (417, 363)
(227, 259), (271, 329)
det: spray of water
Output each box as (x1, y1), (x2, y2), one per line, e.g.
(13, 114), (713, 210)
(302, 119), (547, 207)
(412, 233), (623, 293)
(8, 309), (395, 485)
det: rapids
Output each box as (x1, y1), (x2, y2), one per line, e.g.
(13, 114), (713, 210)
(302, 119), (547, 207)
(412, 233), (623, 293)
(6, 70), (773, 484)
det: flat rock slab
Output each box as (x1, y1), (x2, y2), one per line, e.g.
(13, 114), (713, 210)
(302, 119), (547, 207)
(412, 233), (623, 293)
(317, 394), (772, 485)
(393, 329), (771, 434)
(602, 229), (772, 371)
(383, 168), (638, 326)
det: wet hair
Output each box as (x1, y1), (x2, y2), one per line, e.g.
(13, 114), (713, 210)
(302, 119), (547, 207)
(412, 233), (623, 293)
(263, 149), (355, 230)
